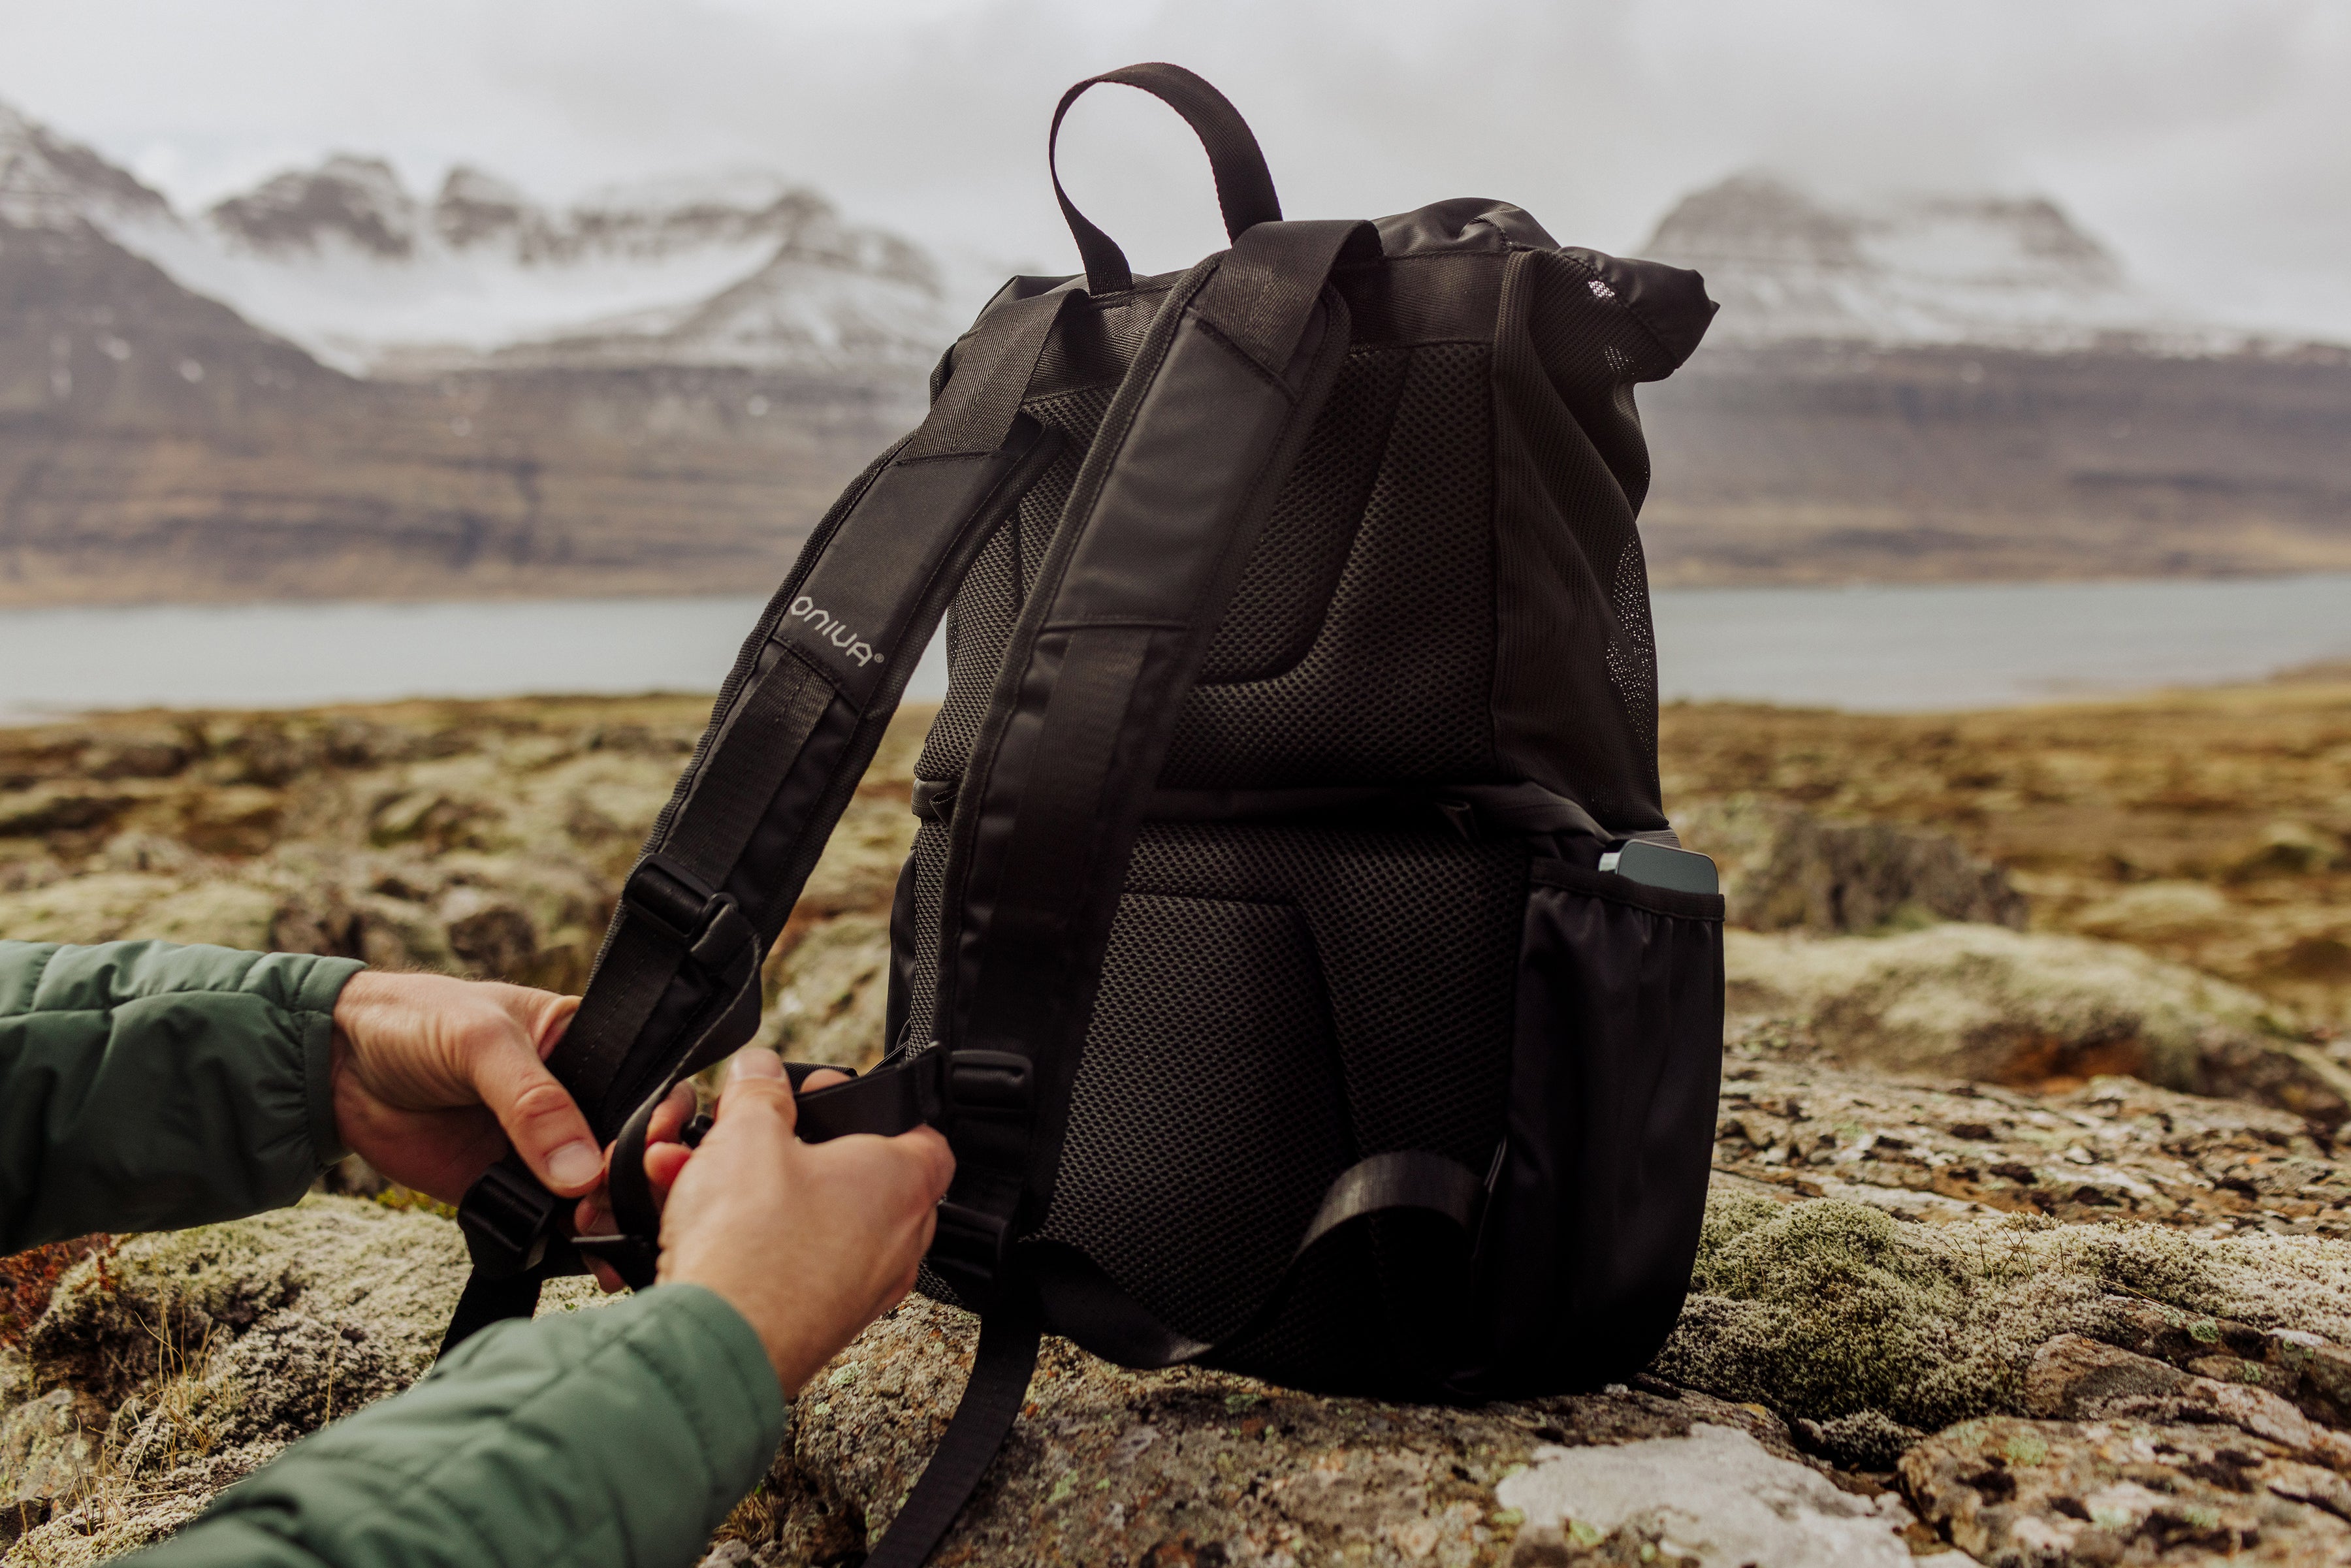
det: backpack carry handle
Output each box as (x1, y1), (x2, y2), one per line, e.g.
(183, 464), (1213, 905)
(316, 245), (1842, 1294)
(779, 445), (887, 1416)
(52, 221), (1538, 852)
(1049, 61), (1282, 295)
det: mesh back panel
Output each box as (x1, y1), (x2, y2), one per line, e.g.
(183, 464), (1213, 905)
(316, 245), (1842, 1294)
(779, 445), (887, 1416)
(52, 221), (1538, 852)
(916, 383), (1113, 784)
(1039, 893), (1353, 1344)
(1198, 349), (1411, 682)
(1163, 342), (1499, 788)
(892, 258), (1619, 1384)
(1117, 823), (1521, 1161)
(916, 344), (1497, 789)
(903, 816), (1523, 1369)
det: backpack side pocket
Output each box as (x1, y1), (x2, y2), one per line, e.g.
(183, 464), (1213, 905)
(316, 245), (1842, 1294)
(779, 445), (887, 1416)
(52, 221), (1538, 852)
(1460, 857), (1723, 1396)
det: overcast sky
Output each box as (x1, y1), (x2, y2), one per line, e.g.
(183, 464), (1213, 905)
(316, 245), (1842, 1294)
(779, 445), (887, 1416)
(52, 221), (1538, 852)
(4, 0), (2347, 336)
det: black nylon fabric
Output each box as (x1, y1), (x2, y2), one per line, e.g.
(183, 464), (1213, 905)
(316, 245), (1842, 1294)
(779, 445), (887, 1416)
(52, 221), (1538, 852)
(896, 815), (1522, 1384)
(889, 190), (1719, 1407)
(1460, 859), (1725, 1398)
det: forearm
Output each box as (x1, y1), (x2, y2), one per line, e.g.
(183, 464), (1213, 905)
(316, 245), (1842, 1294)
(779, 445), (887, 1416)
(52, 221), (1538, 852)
(133, 1285), (786, 1568)
(0, 940), (361, 1250)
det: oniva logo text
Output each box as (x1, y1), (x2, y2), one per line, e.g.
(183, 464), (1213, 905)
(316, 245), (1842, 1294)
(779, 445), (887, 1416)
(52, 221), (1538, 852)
(788, 596), (886, 668)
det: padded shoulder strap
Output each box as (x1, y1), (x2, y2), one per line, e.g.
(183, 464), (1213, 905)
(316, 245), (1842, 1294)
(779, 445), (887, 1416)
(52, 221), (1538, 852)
(876, 217), (1378, 1298)
(438, 286), (1080, 1347)
(808, 214), (1377, 1568)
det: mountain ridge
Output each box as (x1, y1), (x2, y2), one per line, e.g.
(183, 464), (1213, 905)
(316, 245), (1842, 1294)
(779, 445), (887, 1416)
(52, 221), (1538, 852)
(1640, 171), (2333, 358)
(3, 95), (2346, 601)
(2, 99), (957, 379)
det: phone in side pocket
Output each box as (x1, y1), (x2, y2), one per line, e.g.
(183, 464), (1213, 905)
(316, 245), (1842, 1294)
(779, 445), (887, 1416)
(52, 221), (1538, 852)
(1598, 839), (1719, 895)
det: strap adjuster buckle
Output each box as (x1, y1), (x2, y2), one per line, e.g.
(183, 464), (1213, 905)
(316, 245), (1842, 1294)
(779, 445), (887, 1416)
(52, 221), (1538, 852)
(623, 854), (755, 980)
(946, 1049), (1032, 1166)
(931, 1200), (1013, 1297)
(457, 1153), (560, 1277)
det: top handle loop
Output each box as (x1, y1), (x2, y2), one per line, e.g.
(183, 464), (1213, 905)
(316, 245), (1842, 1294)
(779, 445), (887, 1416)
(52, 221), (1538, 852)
(1049, 63), (1282, 295)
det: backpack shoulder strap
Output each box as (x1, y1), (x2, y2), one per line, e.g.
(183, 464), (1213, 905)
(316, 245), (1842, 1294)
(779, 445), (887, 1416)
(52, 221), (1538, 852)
(839, 212), (1378, 1568)
(438, 282), (1080, 1349)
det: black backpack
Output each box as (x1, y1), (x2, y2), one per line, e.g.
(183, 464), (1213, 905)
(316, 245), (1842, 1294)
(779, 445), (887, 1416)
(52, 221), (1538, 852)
(440, 63), (1725, 1567)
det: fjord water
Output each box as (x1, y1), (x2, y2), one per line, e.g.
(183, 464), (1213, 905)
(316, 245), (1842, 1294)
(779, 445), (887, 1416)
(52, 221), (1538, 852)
(1, 574), (2346, 724)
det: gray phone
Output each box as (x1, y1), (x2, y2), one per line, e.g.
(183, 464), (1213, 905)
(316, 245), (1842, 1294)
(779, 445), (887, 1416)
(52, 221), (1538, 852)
(1598, 839), (1720, 895)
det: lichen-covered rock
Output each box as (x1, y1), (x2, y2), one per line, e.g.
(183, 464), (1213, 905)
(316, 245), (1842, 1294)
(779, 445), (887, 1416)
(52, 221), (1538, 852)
(3, 1390), (93, 1544)
(1902, 1416), (2351, 1565)
(1, 1200), (615, 1565)
(1723, 923), (2350, 1116)
(756, 1293), (1872, 1568)
(1712, 1050), (2351, 1236)
(27, 1201), (469, 1407)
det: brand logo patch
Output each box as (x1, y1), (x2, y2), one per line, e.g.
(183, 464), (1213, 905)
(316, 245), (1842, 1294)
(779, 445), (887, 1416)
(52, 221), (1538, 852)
(788, 596), (885, 668)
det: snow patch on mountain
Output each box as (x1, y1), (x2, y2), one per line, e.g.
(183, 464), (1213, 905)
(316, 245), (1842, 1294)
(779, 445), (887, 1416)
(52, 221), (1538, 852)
(0, 100), (172, 229)
(1642, 173), (2277, 355)
(1, 97), (961, 377)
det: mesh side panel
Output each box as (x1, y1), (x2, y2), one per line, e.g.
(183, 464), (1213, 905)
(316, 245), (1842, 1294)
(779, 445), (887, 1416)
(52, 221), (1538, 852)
(1161, 342), (1498, 788)
(1605, 534), (1659, 757)
(896, 818), (950, 1047)
(914, 383), (1114, 784)
(1039, 893), (1354, 1344)
(1198, 348), (1411, 683)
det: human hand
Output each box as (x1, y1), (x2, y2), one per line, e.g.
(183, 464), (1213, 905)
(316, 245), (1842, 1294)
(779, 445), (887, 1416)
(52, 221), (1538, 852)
(330, 969), (596, 1206)
(648, 1049), (955, 1394)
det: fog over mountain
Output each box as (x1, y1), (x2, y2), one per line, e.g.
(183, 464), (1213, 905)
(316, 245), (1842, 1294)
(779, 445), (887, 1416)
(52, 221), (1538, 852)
(2, 91), (2346, 602)
(0, 99), (927, 606)
(1634, 176), (2351, 586)
(1644, 173), (2278, 357)
(3, 103), (959, 378)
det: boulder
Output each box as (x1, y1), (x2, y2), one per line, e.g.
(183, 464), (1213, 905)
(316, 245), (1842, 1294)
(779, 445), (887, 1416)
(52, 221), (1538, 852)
(1723, 923), (2351, 1118)
(1676, 797), (2028, 934)
(763, 1294), (1908, 1568)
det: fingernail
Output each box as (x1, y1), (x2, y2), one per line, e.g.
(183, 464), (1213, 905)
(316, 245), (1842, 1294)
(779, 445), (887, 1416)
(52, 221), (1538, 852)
(731, 1048), (786, 1082)
(547, 1142), (601, 1191)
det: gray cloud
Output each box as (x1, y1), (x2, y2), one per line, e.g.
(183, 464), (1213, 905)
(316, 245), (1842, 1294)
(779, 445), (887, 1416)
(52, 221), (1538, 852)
(3, 0), (2345, 333)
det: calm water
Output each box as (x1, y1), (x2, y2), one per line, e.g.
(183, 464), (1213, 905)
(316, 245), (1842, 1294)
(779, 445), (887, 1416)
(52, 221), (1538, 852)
(1, 575), (2346, 724)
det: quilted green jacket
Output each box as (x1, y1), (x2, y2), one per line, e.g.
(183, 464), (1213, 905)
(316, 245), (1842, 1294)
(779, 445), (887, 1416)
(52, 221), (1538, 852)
(0, 940), (782, 1567)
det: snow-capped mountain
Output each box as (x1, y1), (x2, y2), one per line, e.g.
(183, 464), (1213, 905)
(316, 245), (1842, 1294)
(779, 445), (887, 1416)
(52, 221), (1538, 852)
(1642, 173), (2267, 356)
(0, 100), (170, 229)
(1, 99), (959, 377)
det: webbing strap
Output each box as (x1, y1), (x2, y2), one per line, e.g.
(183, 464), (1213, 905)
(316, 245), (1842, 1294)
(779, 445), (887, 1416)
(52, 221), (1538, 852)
(1049, 63), (1281, 295)
(1024, 1149), (1487, 1371)
(859, 1300), (1043, 1568)
(436, 1268), (547, 1360)
(439, 286), (1079, 1351)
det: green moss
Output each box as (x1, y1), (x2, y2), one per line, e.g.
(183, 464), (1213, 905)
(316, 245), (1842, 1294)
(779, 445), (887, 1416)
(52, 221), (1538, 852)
(1655, 1194), (2351, 1433)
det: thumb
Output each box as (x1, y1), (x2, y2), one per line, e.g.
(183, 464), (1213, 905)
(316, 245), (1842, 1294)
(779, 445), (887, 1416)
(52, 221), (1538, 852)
(717, 1047), (797, 1134)
(472, 1029), (603, 1196)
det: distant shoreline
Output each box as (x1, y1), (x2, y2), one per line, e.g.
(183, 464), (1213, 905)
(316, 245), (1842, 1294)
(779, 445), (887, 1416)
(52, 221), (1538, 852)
(3, 574), (2347, 728)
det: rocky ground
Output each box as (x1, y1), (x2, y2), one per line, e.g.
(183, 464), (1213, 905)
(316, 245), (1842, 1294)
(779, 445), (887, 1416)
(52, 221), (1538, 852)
(5, 677), (2351, 1565)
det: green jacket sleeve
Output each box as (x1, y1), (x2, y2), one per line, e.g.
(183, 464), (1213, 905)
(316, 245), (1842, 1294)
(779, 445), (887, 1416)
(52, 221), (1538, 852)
(131, 1284), (787, 1568)
(0, 939), (362, 1252)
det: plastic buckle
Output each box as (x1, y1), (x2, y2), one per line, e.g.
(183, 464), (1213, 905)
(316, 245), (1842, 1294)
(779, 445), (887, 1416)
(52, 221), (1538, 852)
(946, 1049), (1032, 1166)
(930, 1200), (1014, 1295)
(457, 1155), (560, 1277)
(623, 855), (755, 982)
